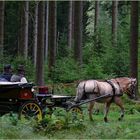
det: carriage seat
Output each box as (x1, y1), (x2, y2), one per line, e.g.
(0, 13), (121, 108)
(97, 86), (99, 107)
(0, 81), (34, 89)
(0, 81), (27, 85)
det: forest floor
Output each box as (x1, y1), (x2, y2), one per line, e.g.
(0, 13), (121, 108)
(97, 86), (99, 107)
(1, 98), (140, 139)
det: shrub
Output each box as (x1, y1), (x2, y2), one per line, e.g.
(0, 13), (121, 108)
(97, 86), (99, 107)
(53, 57), (84, 83)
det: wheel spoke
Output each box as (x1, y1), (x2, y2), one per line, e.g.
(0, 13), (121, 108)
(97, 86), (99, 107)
(69, 107), (83, 121)
(32, 105), (36, 110)
(19, 102), (43, 122)
(34, 110), (40, 115)
(25, 105), (29, 110)
(21, 110), (26, 114)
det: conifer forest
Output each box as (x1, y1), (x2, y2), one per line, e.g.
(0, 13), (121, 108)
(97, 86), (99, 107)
(1, 1), (140, 139)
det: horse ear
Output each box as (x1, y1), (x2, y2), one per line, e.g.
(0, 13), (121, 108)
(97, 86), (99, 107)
(134, 78), (137, 84)
(133, 78), (136, 82)
(132, 78), (137, 85)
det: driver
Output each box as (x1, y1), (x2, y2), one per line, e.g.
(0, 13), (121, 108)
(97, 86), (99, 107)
(10, 65), (27, 83)
(0, 64), (13, 81)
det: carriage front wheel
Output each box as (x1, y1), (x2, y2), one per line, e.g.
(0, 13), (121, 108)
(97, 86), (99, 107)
(68, 106), (83, 121)
(19, 101), (43, 122)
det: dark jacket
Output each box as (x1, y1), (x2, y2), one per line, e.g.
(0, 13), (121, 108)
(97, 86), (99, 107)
(0, 73), (12, 81)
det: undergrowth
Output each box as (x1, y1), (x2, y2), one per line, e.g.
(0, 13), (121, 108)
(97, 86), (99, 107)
(1, 99), (140, 139)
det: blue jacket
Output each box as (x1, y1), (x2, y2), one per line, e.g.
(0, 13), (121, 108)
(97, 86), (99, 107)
(0, 73), (12, 81)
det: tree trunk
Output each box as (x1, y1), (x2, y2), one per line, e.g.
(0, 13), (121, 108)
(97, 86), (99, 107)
(18, 1), (29, 59)
(68, 1), (73, 49)
(130, 1), (138, 79)
(36, 1), (45, 86)
(33, 2), (38, 67)
(94, 1), (99, 33)
(94, 1), (99, 48)
(130, 1), (139, 96)
(72, 1), (75, 45)
(74, 1), (83, 65)
(48, 1), (57, 77)
(0, 1), (4, 58)
(45, 1), (49, 60)
(112, 0), (118, 47)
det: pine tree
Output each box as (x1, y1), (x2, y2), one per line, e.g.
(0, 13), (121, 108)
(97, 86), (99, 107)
(36, 1), (45, 85)
(0, 1), (5, 57)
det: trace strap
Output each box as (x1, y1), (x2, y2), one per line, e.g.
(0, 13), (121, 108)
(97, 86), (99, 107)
(106, 80), (116, 96)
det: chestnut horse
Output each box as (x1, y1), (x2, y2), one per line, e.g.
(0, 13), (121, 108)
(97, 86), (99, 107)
(74, 77), (137, 122)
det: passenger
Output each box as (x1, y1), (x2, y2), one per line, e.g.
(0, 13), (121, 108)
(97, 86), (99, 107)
(0, 64), (13, 81)
(10, 65), (27, 83)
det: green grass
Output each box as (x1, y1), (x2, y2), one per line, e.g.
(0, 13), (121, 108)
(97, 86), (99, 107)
(1, 102), (140, 139)
(45, 108), (140, 139)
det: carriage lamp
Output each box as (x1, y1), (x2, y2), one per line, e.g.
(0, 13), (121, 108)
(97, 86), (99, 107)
(38, 86), (49, 94)
(19, 89), (33, 99)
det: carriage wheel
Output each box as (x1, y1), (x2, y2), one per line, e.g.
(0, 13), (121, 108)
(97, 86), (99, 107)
(68, 107), (83, 121)
(19, 101), (43, 122)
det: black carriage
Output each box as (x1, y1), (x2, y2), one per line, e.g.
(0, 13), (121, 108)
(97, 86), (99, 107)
(0, 82), (82, 121)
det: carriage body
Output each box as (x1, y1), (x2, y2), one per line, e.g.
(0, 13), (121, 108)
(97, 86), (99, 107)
(0, 82), (35, 115)
(0, 82), (80, 121)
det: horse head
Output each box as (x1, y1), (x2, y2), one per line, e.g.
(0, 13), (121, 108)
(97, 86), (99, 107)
(125, 78), (137, 99)
(115, 77), (137, 99)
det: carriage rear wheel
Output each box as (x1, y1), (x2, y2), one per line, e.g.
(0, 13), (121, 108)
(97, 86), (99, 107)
(68, 106), (83, 121)
(19, 101), (43, 122)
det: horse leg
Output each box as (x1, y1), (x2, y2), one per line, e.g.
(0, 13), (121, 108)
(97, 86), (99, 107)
(104, 102), (111, 122)
(114, 97), (124, 121)
(94, 102), (100, 114)
(88, 102), (95, 121)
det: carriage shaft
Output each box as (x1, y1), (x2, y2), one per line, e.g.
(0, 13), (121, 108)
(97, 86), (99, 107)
(69, 93), (123, 108)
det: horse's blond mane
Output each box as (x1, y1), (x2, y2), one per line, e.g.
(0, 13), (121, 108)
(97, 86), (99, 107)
(111, 77), (130, 82)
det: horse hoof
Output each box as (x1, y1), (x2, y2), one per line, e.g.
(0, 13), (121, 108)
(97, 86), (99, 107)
(118, 117), (122, 121)
(94, 109), (100, 115)
(104, 117), (108, 122)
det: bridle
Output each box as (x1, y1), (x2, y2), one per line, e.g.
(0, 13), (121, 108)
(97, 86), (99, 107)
(124, 78), (136, 98)
(114, 78), (136, 98)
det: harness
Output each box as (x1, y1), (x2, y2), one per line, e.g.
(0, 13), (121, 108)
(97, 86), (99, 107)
(82, 81), (98, 100)
(82, 80), (123, 102)
(82, 82), (89, 100)
(115, 79), (123, 94)
(106, 80), (119, 102)
(83, 81), (97, 94)
(106, 80), (116, 96)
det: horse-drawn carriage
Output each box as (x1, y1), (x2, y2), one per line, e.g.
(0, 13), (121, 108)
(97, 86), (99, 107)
(0, 82), (82, 121)
(0, 77), (137, 122)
